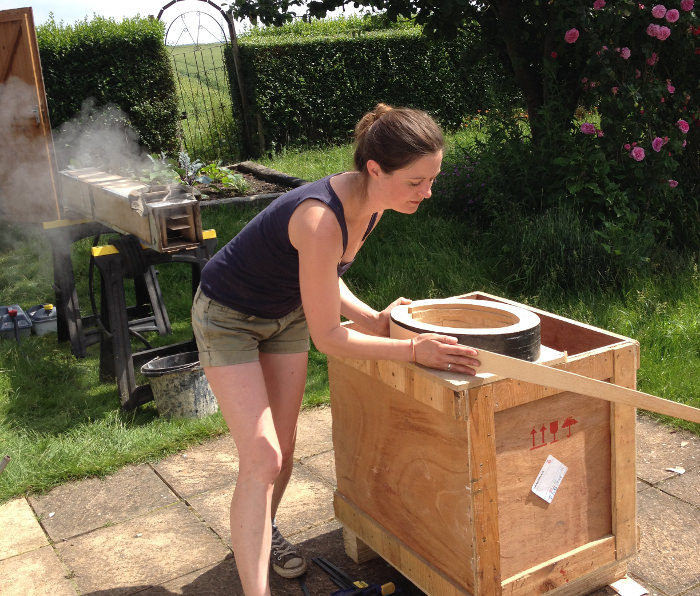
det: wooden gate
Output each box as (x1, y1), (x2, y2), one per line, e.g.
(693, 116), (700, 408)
(0, 7), (60, 223)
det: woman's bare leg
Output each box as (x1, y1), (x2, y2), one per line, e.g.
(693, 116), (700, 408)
(203, 351), (307, 596)
(259, 351), (308, 521)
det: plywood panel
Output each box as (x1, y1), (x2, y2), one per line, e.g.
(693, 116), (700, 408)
(495, 392), (612, 578)
(0, 7), (60, 222)
(329, 358), (476, 591)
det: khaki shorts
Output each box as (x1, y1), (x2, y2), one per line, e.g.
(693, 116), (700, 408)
(191, 287), (310, 367)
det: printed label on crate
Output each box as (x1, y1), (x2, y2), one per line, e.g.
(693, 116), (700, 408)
(531, 455), (568, 503)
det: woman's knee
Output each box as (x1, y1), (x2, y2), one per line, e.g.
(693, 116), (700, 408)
(239, 437), (284, 484)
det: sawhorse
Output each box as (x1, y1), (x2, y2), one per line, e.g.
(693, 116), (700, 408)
(44, 218), (217, 409)
(91, 231), (216, 409)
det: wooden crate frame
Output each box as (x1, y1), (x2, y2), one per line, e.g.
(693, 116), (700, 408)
(328, 292), (638, 596)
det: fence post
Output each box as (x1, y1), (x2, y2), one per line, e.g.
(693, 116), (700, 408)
(223, 12), (264, 157)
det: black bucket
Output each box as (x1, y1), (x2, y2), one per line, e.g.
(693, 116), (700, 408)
(141, 352), (218, 419)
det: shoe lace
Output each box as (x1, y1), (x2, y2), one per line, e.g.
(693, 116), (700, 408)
(271, 527), (297, 558)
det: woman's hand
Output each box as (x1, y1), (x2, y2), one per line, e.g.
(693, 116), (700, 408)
(374, 296), (412, 336)
(413, 333), (480, 376)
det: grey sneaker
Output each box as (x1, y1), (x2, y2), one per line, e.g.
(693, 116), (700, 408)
(270, 525), (308, 579)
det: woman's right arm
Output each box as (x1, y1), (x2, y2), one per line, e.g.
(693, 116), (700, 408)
(288, 201), (480, 375)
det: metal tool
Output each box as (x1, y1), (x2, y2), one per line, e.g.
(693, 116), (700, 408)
(312, 557), (396, 596)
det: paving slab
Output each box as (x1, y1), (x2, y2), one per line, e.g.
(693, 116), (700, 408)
(636, 415), (700, 485)
(301, 450), (337, 487)
(55, 502), (231, 594)
(0, 545), (78, 596)
(137, 555), (242, 595)
(294, 405), (334, 460)
(29, 464), (178, 542)
(0, 497), (48, 559)
(154, 434), (239, 499)
(1, 407), (697, 596)
(629, 487), (700, 595)
(655, 465), (700, 507)
(187, 462), (336, 549)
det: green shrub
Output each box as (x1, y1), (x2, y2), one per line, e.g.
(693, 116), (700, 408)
(228, 15), (519, 154)
(36, 16), (180, 156)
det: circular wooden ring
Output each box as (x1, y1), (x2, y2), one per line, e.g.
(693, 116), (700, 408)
(390, 299), (541, 361)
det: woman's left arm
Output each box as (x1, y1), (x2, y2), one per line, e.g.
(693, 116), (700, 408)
(339, 278), (410, 337)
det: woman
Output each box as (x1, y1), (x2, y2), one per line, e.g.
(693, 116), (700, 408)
(191, 103), (480, 595)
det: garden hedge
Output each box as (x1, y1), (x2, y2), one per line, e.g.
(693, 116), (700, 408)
(228, 16), (520, 154)
(36, 16), (180, 156)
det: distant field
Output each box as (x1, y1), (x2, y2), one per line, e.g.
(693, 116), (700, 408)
(167, 43), (239, 162)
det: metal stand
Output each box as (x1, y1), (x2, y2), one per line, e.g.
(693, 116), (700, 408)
(44, 219), (216, 410)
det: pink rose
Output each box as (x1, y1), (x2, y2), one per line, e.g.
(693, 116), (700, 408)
(620, 47), (631, 59)
(580, 123), (596, 134)
(594, 0), (606, 8)
(597, 130), (604, 138)
(652, 137), (664, 151)
(680, 0), (693, 10)
(668, 180), (679, 188)
(624, 143), (631, 150)
(612, 86), (619, 94)
(667, 81), (675, 93)
(565, 28), (580, 43)
(647, 52), (659, 65)
(665, 8), (680, 21)
(656, 25), (671, 39)
(647, 23), (660, 36)
(677, 119), (690, 133)
(630, 147), (646, 161)
(651, 4), (667, 17)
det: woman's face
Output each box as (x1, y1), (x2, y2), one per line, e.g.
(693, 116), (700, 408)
(369, 151), (443, 214)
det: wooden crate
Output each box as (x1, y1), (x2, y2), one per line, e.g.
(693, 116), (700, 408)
(328, 292), (638, 596)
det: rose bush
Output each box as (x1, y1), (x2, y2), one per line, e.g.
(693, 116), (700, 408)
(552, 0), (699, 255)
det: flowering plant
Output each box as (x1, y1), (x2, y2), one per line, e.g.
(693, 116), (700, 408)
(551, 0), (699, 252)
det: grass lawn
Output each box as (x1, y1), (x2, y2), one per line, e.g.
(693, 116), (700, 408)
(0, 134), (698, 504)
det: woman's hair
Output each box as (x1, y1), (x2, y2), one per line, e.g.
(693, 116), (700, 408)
(353, 103), (444, 175)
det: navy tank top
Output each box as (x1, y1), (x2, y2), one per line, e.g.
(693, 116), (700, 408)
(200, 174), (378, 318)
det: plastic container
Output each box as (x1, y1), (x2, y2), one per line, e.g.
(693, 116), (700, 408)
(0, 305), (32, 340)
(27, 304), (58, 336)
(141, 352), (218, 419)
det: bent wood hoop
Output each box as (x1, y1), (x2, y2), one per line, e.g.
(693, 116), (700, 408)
(391, 299), (541, 361)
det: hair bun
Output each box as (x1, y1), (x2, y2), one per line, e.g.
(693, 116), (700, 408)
(356, 103), (394, 136)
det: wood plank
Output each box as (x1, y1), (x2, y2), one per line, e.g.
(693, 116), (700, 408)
(0, 7), (61, 222)
(610, 345), (638, 560)
(491, 348), (616, 412)
(501, 536), (617, 595)
(476, 348), (700, 423)
(342, 528), (379, 564)
(0, 21), (22, 82)
(467, 384), (501, 595)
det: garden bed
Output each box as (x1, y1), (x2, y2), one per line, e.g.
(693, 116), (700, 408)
(197, 161), (307, 206)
